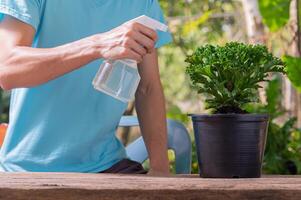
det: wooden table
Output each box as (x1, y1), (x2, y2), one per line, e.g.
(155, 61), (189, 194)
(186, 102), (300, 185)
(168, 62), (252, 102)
(0, 173), (300, 200)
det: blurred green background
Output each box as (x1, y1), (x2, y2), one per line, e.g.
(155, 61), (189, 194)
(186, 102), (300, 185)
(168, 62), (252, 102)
(1, 0), (301, 175)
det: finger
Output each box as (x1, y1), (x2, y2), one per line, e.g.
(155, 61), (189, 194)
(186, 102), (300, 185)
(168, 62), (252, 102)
(126, 39), (147, 56)
(133, 23), (158, 42)
(122, 48), (143, 63)
(133, 32), (156, 53)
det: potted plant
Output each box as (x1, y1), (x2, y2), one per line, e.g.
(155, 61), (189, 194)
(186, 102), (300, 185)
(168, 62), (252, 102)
(186, 42), (285, 178)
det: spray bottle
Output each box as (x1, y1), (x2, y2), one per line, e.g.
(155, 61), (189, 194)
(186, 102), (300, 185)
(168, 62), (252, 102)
(93, 15), (169, 102)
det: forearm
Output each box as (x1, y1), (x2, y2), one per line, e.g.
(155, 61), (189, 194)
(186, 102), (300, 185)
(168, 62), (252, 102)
(0, 16), (157, 90)
(135, 82), (169, 173)
(0, 35), (99, 90)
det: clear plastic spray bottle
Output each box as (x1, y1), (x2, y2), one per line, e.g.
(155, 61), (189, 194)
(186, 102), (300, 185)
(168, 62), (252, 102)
(93, 15), (169, 102)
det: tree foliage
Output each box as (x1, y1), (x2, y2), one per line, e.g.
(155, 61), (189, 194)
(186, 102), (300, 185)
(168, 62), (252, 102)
(284, 55), (301, 92)
(259, 0), (291, 32)
(0, 90), (9, 123)
(186, 42), (285, 113)
(246, 77), (301, 174)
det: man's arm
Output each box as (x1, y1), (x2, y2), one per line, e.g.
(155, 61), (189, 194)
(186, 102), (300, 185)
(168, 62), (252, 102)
(0, 16), (157, 90)
(135, 50), (169, 176)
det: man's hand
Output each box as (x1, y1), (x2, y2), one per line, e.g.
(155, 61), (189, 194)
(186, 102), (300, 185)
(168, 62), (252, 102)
(94, 22), (158, 63)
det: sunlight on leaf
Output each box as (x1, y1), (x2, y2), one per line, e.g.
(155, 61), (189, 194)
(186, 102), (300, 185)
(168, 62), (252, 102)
(259, 0), (290, 32)
(182, 11), (213, 36)
(283, 55), (301, 92)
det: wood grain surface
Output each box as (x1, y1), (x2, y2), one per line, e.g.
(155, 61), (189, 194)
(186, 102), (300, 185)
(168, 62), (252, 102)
(0, 173), (300, 200)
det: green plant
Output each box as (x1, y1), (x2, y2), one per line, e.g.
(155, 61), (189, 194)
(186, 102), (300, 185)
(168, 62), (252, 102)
(258, 0), (291, 32)
(245, 77), (301, 174)
(185, 42), (285, 113)
(0, 90), (9, 123)
(283, 55), (301, 92)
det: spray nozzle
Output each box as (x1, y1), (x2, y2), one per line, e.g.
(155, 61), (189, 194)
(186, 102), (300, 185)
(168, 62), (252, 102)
(129, 15), (169, 32)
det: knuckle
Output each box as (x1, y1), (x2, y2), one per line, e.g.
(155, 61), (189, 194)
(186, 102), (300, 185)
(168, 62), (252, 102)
(147, 41), (154, 49)
(150, 30), (157, 38)
(153, 32), (158, 41)
(124, 29), (133, 37)
(120, 48), (129, 56)
(124, 22), (132, 29)
(122, 38), (131, 46)
(125, 22), (136, 30)
(130, 22), (139, 29)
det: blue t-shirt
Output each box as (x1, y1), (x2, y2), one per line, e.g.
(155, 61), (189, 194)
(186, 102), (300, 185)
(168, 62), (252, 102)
(0, 0), (172, 172)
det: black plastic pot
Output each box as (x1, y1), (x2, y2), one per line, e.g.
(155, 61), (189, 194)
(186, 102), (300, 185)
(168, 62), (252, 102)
(191, 114), (269, 178)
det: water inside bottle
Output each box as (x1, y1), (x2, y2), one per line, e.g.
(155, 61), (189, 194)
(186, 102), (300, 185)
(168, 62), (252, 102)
(93, 60), (140, 102)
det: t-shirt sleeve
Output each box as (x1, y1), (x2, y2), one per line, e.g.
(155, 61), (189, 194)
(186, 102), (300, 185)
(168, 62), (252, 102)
(0, 0), (42, 31)
(146, 0), (173, 48)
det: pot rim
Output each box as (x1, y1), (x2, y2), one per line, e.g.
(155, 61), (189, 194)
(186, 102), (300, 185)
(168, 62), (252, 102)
(189, 113), (269, 122)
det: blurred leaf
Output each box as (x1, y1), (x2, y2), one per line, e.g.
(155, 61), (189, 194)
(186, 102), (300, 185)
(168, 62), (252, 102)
(259, 0), (290, 32)
(246, 77), (301, 174)
(168, 150), (176, 173)
(166, 105), (189, 124)
(0, 90), (9, 123)
(182, 11), (213, 36)
(0, 91), (3, 115)
(283, 55), (301, 92)
(266, 76), (283, 118)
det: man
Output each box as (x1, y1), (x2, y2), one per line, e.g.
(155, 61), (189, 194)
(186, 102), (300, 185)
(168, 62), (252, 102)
(0, 0), (172, 175)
